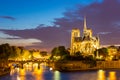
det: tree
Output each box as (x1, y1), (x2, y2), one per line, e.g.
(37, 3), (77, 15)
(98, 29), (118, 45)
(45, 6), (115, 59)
(40, 51), (47, 56)
(50, 46), (70, 60)
(94, 47), (108, 60)
(0, 43), (11, 59)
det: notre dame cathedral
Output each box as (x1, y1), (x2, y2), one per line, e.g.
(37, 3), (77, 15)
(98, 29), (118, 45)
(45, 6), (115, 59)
(70, 17), (100, 56)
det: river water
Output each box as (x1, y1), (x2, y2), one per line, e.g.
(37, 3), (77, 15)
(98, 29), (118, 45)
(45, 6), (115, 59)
(0, 63), (120, 80)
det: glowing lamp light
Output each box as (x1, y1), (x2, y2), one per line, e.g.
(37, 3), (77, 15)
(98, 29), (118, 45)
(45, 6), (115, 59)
(50, 67), (53, 71)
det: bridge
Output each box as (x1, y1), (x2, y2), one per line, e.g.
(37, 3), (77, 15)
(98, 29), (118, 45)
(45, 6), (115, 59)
(8, 59), (55, 69)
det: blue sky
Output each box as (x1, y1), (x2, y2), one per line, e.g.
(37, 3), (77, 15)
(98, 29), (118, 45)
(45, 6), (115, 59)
(0, 0), (103, 29)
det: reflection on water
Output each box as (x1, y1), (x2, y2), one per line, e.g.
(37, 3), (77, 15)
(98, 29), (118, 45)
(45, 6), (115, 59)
(10, 68), (26, 80)
(97, 70), (117, 80)
(109, 71), (116, 80)
(97, 70), (106, 80)
(19, 69), (26, 76)
(33, 65), (44, 80)
(1, 63), (120, 80)
(10, 63), (42, 80)
(17, 75), (26, 80)
(54, 71), (60, 80)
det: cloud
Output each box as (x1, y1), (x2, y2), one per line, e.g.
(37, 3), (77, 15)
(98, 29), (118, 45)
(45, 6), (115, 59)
(0, 38), (42, 47)
(0, 16), (16, 21)
(0, 26), (70, 50)
(53, 0), (120, 32)
(0, 31), (20, 38)
(98, 32), (111, 35)
(0, 31), (42, 47)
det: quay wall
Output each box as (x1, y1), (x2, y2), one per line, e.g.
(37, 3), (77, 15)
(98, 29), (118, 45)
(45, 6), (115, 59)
(52, 61), (120, 71)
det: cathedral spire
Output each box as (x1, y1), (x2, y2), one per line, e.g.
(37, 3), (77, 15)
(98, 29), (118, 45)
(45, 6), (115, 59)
(84, 16), (87, 31)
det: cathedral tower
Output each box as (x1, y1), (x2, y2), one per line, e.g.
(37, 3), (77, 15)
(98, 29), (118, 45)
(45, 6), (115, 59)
(71, 28), (80, 55)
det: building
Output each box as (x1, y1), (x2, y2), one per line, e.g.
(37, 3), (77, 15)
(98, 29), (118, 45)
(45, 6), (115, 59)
(70, 17), (100, 56)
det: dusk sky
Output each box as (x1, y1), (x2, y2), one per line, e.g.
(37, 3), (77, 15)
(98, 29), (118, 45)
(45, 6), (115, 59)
(0, 0), (120, 51)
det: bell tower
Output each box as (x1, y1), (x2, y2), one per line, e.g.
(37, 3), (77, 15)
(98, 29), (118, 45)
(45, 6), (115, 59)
(70, 28), (80, 55)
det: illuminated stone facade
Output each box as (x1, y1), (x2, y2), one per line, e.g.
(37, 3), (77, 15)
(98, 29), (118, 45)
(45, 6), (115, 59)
(70, 17), (100, 56)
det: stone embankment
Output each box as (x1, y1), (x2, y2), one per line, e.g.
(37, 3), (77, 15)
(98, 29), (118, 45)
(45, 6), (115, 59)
(0, 68), (10, 76)
(0, 61), (10, 76)
(52, 61), (120, 71)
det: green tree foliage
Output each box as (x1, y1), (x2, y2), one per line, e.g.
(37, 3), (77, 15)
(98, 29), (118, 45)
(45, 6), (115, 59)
(0, 43), (31, 61)
(98, 48), (108, 55)
(70, 51), (84, 60)
(0, 43), (11, 59)
(50, 46), (70, 60)
(40, 51), (47, 57)
(94, 47), (108, 60)
(51, 47), (57, 56)
(83, 55), (96, 67)
(9, 46), (19, 59)
(95, 48), (108, 57)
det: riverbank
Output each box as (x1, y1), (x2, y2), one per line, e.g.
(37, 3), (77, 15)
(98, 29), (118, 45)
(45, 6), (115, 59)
(0, 68), (10, 77)
(0, 60), (10, 77)
(52, 60), (120, 71)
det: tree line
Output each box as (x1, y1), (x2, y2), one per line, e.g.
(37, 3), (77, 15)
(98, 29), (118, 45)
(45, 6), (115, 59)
(0, 43), (48, 61)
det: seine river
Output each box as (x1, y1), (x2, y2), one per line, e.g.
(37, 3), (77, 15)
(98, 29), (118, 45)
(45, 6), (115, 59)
(0, 63), (120, 80)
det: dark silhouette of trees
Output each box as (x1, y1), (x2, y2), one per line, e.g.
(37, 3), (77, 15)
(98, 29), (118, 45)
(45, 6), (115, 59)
(40, 51), (47, 57)
(94, 47), (108, 60)
(0, 43), (28, 60)
(50, 46), (70, 60)
(0, 43), (11, 59)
